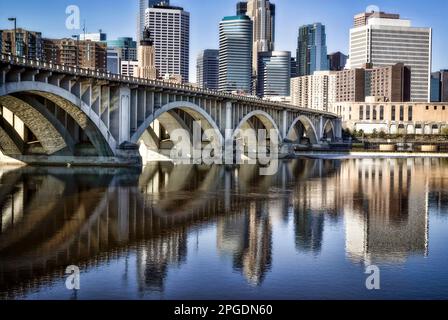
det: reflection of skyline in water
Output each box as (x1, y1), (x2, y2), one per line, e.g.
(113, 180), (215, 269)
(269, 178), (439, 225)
(0, 158), (446, 298)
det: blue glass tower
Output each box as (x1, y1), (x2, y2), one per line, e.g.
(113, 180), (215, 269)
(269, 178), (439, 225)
(296, 23), (329, 76)
(219, 15), (253, 94)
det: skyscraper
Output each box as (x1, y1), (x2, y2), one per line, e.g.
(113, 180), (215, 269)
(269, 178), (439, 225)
(257, 51), (291, 97)
(431, 70), (448, 102)
(219, 15), (253, 93)
(290, 57), (298, 78)
(106, 37), (137, 61)
(238, 0), (276, 77)
(106, 49), (121, 74)
(136, 27), (158, 80)
(349, 11), (432, 102)
(296, 23), (329, 76)
(196, 49), (219, 90)
(328, 52), (348, 71)
(138, 0), (170, 41)
(145, 4), (190, 82)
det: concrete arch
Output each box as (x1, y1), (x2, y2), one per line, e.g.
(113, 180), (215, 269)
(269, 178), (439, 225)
(0, 81), (115, 156)
(131, 101), (224, 146)
(323, 119), (336, 141)
(0, 117), (24, 155)
(232, 110), (282, 141)
(287, 115), (319, 145)
(12, 94), (77, 154)
(0, 95), (68, 155)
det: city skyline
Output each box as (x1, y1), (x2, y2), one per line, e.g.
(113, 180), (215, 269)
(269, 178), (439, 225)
(0, 0), (446, 82)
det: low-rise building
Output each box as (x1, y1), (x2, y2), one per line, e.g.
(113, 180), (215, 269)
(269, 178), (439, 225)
(331, 97), (448, 135)
(42, 38), (107, 72)
(120, 60), (139, 77)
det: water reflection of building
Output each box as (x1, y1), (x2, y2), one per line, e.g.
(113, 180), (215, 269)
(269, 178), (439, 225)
(294, 208), (324, 254)
(342, 159), (429, 264)
(292, 160), (341, 254)
(217, 201), (272, 286)
(136, 229), (187, 293)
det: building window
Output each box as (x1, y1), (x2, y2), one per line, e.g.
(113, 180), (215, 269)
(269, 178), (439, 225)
(408, 106), (413, 122)
(380, 105), (384, 121)
(391, 105), (396, 121)
(426, 106), (429, 110)
(359, 105), (364, 120)
(443, 106), (446, 110)
(400, 105), (404, 121)
(435, 106), (438, 110)
(366, 106), (371, 120)
(373, 106), (377, 121)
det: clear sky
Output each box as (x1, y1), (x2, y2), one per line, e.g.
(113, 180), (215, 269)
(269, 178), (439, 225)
(1, 0), (446, 82)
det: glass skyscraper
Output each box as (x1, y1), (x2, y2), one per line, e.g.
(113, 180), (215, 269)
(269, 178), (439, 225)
(106, 37), (137, 61)
(219, 15), (253, 94)
(257, 51), (291, 97)
(296, 23), (329, 76)
(197, 49), (219, 90)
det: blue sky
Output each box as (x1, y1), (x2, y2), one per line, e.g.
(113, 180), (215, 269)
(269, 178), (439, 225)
(1, 0), (447, 81)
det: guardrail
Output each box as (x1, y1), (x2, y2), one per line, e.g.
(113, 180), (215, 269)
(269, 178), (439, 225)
(0, 54), (338, 118)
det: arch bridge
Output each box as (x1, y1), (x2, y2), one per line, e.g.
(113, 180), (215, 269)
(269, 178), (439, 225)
(0, 55), (341, 166)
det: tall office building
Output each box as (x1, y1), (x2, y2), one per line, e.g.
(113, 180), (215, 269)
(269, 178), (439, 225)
(1, 28), (43, 60)
(349, 11), (432, 102)
(240, 0), (276, 77)
(106, 37), (137, 61)
(219, 15), (253, 93)
(431, 70), (448, 102)
(290, 57), (298, 78)
(196, 49), (219, 90)
(296, 23), (329, 76)
(291, 71), (336, 111)
(107, 49), (121, 74)
(145, 5), (190, 82)
(136, 27), (158, 80)
(138, 0), (170, 41)
(236, 1), (248, 15)
(328, 52), (348, 71)
(257, 51), (291, 97)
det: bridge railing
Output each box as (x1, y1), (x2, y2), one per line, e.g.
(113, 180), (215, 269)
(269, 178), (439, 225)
(0, 54), (338, 117)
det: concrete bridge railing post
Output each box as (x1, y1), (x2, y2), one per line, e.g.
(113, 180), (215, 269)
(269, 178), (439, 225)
(224, 101), (233, 163)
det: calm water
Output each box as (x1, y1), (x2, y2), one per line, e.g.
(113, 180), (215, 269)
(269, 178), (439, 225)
(1, 158), (448, 300)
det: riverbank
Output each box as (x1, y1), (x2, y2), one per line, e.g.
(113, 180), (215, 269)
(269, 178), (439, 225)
(294, 150), (448, 159)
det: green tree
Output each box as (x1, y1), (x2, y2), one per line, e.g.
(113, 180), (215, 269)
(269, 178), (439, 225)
(378, 130), (387, 140)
